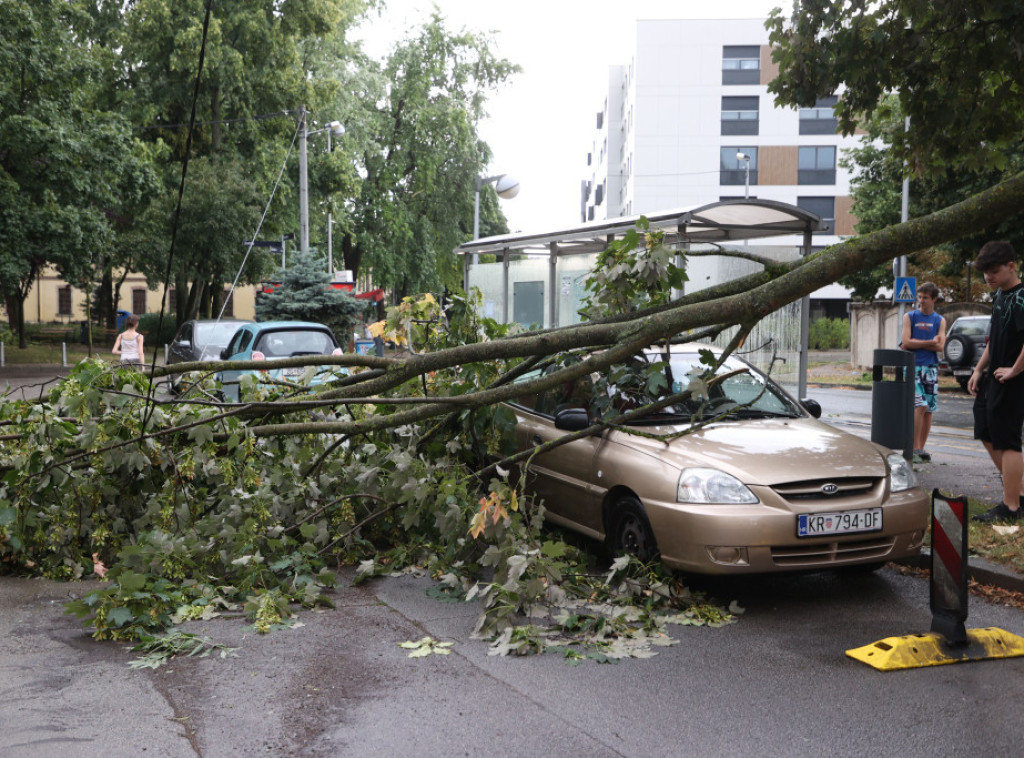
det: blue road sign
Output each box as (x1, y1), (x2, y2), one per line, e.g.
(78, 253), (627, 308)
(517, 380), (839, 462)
(894, 276), (917, 303)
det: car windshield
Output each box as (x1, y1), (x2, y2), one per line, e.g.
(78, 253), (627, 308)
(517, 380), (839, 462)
(196, 322), (245, 347)
(255, 329), (335, 358)
(513, 350), (803, 424)
(660, 353), (803, 421)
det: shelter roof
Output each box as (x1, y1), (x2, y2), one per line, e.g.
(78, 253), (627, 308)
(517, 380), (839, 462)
(454, 199), (823, 257)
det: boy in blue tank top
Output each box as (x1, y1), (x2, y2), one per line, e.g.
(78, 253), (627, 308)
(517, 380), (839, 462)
(901, 281), (945, 462)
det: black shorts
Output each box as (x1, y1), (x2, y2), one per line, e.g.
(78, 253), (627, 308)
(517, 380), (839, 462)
(974, 374), (1024, 451)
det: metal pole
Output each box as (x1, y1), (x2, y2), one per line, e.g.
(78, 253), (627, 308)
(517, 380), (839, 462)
(898, 116), (910, 324)
(299, 105), (309, 254)
(326, 128), (333, 276)
(744, 159), (750, 199)
(472, 176), (482, 266)
(281, 234), (286, 270)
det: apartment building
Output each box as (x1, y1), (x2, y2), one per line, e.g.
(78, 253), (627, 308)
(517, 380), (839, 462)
(581, 18), (860, 316)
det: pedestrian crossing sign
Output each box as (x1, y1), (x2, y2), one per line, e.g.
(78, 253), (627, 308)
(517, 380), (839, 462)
(894, 276), (916, 303)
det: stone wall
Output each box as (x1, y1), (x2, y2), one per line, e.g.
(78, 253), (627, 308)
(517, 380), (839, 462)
(849, 301), (991, 368)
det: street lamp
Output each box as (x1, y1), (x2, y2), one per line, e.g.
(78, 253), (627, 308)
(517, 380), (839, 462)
(473, 173), (520, 265)
(298, 106), (344, 257)
(736, 152), (751, 199)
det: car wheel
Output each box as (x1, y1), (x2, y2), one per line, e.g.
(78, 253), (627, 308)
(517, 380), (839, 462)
(958, 377), (970, 392)
(606, 495), (658, 562)
(944, 335), (973, 367)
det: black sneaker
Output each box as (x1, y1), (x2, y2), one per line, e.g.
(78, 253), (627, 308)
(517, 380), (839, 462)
(917, 449), (931, 462)
(972, 503), (1024, 523)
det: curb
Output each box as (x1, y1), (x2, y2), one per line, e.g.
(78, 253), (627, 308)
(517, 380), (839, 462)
(896, 548), (1024, 595)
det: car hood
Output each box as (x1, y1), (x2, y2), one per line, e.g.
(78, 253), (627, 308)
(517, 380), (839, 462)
(612, 417), (888, 485)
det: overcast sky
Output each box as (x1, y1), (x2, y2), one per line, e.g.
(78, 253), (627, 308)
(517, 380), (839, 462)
(355, 1), (792, 234)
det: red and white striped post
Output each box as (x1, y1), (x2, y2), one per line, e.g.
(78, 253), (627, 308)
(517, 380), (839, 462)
(930, 490), (969, 646)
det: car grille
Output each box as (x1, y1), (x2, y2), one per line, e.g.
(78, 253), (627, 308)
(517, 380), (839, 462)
(771, 477), (881, 503)
(771, 537), (895, 567)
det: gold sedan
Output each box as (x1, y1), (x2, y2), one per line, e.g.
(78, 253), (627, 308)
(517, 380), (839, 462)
(508, 346), (929, 574)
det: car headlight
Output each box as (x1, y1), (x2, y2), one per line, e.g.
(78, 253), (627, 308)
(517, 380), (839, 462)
(677, 467), (758, 504)
(887, 453), (917, 492)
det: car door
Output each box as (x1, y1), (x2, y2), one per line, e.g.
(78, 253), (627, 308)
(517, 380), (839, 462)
(511, 370), (606, 535)
(168, 322), (194, 365)
(218, 327), (255, 399)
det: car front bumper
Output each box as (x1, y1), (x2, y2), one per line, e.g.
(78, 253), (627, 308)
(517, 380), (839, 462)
(643, 487), (930, 575)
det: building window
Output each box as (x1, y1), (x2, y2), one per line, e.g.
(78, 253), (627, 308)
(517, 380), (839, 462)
(57, 286), (72, 317)
(720, 147), (758, 186)
(722, 45), (760, 85)
(798, 146), (836, 184)
(799, 96), (839, 135)
(721, 96), (759, 135)
(132, 288), (146, 316)
(797, 196), (835, 233)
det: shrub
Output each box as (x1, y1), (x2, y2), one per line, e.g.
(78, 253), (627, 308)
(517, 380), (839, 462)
(137, 313), (178, 345)
(808, 317), (850, 350)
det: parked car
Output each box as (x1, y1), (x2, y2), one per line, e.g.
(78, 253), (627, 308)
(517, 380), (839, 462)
(940, 315), (990, 391)
(166, 318), (252, 392)
(217, 321), (344, 401)
(506, 345), (929, 575)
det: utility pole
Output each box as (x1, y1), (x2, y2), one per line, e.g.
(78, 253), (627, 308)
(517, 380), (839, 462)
(298, 105), (309, 254)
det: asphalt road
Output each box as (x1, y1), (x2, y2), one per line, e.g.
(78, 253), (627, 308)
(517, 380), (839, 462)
(3, 565), (1023, 757)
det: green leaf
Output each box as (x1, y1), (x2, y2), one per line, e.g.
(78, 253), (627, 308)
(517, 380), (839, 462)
(106, 607), (135, 628)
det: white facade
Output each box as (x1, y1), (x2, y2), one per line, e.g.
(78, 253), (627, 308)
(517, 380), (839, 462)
(583, 18), (860, 267)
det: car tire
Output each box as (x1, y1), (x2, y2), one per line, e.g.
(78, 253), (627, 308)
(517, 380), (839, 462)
(957, 377), (970, 392)
(944, 335), (973, 367)
(606, 495), (658, 562)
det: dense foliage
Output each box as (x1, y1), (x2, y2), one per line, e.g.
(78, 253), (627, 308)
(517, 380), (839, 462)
(0, 1), (516, 336)
(767, 0), (1024, 174)
(808, 318), (850, 351)
(837, 99), (1024, 300)
(0, 290), (738, 659)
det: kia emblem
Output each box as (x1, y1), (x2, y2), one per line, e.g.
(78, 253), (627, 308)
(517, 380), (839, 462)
(821, 483), (839, 495)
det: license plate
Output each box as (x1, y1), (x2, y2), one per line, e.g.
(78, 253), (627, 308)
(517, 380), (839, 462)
(282, 367), (306, 378)
(797, 508), (882, 537)
(952, 369), (972, 377)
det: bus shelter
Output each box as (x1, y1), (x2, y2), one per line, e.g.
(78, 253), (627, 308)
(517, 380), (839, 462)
(453, 199), (824, 398)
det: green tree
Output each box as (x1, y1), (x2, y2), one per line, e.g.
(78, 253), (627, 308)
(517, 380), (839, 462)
(838, 99), (1024, 300)
(0, 0), (156, 347)
(334, 12), (520, 297)
(135, 156), (266, 322)
(255, 248), (363, 342)
(767, 0), (1024, 174)
(104, 0), (374, 325)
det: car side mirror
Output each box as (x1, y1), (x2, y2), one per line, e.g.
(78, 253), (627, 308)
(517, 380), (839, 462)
(800, 398), (822, 419)
(176, 339), (192, 350)
(554, 407), (591, 431)
(220, 348), (230, 360)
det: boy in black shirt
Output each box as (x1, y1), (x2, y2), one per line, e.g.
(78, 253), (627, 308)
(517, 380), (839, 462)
(969, 241), (1024, 522)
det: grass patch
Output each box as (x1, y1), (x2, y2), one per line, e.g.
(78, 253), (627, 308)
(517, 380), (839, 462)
(922, 497), (1024, 575)
(1, 342), (106, 365)
(807, 361), (962, 391)
(966, 498), (1024, 574)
